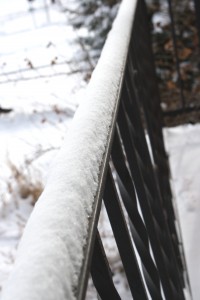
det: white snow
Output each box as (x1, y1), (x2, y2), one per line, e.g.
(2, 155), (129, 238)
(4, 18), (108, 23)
(164, 124), (200, 300)
(0, 0), (84, 297)
(1, 0), (137, 299)
(152, 12), (170, 32)
(152, 1), (170, 33)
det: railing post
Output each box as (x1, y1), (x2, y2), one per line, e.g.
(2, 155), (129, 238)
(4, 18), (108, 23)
(193, 0), (200, 47)
(167, 0), (185, 109)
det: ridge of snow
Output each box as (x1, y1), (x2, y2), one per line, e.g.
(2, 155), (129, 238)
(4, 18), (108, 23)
(1, 0), (137, 299)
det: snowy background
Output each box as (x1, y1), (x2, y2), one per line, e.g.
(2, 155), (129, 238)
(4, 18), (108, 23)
(0, 0), (199, 299)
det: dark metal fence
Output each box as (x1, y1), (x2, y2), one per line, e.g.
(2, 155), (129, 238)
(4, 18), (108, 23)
(81, 0), (192, 299)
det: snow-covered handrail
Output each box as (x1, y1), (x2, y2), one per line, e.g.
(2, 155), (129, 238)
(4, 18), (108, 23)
(2, 0), (137, 300)
(2, 0), (191, 298)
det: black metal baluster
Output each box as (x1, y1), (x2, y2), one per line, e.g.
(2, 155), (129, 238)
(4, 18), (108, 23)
(103, 166), (148, 300)
(111, 129), (163, 300)
(166, 0), (185, 109)
(193, 0), (200, 47)
(122, 77), (187, 298)
(90, 231), (121, 300)
(123, 67), (185, 289)
(117, 95), (183, 299)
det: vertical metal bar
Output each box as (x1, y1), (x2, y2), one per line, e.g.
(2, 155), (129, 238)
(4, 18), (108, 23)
(103, 166), (148, 300)
(193, 0), (200, 46)
(90, 231), (121, 300)
(167, 0), (185, 108)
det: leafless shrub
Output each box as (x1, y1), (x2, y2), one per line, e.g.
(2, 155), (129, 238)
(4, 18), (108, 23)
(7, 159), (43, 206)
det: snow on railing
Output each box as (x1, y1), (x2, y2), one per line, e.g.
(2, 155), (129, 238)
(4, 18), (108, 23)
(1, 0), (137, 299)
(2, 0), (192, 298)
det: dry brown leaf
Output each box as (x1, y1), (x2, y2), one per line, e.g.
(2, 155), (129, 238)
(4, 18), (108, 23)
(164, 39), (173, 51)
(167, 80), (176, 90)
(178, 47), (192, 60)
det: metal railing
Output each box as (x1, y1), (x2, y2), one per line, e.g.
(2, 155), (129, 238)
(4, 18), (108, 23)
(2, 0), (192, 299)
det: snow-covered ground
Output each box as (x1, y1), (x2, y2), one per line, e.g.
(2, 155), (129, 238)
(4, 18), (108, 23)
(164, 125), (200, 300)
(0, 0), (199, 299)
(0, 0), (86, 296)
